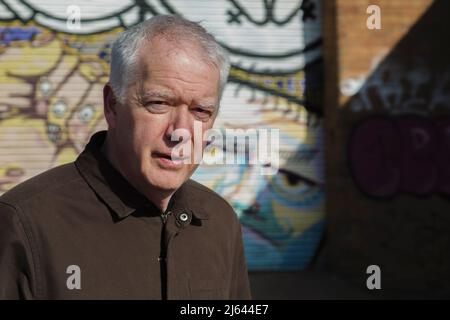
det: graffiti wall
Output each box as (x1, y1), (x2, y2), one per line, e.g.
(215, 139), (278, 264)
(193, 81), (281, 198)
(0, 0), (324, 271)
(324, 0), (450, 296)
(350, 115), (450, 198)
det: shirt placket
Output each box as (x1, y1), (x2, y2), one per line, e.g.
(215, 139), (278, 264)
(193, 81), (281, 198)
(161, 209), (192, 300)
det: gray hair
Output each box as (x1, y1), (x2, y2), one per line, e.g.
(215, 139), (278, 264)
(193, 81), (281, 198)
(109, 15), (230, 104)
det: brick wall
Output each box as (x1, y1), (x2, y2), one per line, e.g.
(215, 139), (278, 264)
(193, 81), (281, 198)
(323, 0), (450, 297)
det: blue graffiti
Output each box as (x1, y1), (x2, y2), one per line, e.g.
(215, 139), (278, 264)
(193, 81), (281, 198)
(0, 27), (41, 45)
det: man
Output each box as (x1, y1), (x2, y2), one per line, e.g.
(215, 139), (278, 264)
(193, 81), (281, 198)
(0, 15), (251, 300)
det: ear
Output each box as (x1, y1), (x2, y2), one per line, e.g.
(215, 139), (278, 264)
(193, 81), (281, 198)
(103, 83), (118, 129)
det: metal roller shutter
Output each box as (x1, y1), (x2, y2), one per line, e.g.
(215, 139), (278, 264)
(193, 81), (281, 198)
(0, 0), (325, 271)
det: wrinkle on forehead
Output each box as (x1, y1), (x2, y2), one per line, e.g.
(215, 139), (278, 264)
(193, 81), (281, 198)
(137, 35), (218, 78)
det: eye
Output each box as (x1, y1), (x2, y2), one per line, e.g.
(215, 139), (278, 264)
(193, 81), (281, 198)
(78, 105), (94, 123)
(193, 107), (213, 120)
(268, 168), (322, 203)
(39, 78), (52, 96)
(52, 101), (67, 118)
(144, 101), (170, 113)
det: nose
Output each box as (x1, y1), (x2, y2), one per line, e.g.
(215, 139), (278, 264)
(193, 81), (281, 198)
(165, 106), (192, 144)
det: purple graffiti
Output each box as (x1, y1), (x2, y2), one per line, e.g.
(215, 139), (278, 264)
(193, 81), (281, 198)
(0, 27), (41, 45)
(436, 119), (450, 195)
(350, 116), (450, 197)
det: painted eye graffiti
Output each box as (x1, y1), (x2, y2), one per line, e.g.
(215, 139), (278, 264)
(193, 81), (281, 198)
(78, 105), (94, 123)
(282, 170), (302, 186)
(278, 168), (317, 188)
(39, 77), (52, 96)
(268, 168), (323, 205)
(52, 101), (67, 118)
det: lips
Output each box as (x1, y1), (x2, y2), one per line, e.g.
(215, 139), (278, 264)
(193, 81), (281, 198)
(152, 151), (190, 168)
(153, 152), (172, 159)
(153, 151), (189, 160)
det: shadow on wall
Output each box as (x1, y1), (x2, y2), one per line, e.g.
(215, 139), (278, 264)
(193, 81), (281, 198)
(323, 0), (450, 299)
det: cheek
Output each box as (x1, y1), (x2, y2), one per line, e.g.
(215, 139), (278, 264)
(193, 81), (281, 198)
(131, 116), (166, 153)
(132, 126), (153, 154)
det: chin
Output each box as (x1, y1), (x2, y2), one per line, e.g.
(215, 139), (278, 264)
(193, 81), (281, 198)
(145, 170), (188, 191)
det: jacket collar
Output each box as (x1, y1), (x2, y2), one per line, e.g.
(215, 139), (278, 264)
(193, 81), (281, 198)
(75, 131), (209, 220)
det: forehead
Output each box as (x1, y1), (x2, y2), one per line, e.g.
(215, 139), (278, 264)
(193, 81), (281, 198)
(135, 36), (220, 99)
(138, 36), (216, 77)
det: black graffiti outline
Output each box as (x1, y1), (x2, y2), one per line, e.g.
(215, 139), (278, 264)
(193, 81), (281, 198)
(161, 0), (322, 60)
(230, 56), (323, 116)
(226, 0), (316, 25)
(222, 37), (322, 60)
(162, 0), (322, 60)
(0, 0), (323, 60)
(0, 0), (323, 112)
(0, 0), (151, 32)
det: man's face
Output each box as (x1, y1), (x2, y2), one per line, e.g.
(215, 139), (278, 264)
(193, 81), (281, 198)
(106, 37), (220, 192)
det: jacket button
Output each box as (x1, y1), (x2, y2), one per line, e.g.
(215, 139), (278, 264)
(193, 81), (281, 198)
(179, 213), (189, 222)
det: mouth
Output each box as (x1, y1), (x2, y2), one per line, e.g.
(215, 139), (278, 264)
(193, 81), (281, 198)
(152, 151), (190, 168)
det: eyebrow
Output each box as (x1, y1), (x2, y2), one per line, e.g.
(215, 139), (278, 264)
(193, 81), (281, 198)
(197, 101), (217, 110)
(140, 89), (218, 110)
(140, 90), (176, 101)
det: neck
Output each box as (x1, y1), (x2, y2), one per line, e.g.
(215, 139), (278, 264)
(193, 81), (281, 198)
(100, 135), (175, 213)
(150, 194), (173, 213)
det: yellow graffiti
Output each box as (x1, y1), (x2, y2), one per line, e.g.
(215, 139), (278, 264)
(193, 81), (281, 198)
(0, 21), (111, 188)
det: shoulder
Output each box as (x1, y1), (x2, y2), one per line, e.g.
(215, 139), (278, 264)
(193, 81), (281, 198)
(185, 179), (230, 204)
(0, 163), (82, 208)
(184, 179), (239, 224)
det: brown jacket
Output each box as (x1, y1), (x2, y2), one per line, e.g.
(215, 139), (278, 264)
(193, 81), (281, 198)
(0, 131), (251, 300)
